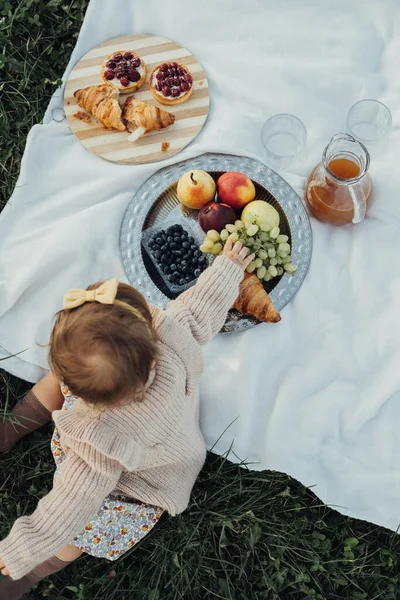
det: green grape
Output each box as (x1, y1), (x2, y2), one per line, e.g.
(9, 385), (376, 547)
(263, 272), (272, 282)
(235, 220), (245, 230)
(257, 249), (268, 260)
(277, 234), (289, 243)
(244, 213), (256, 224)
(278, 242), (291, 253)
(277, 248), (288, 258)
(200, 240), (214, 252)
(259, 232), (269, 242)
(268, 248), (276, 258)
(281, 255), (291, 264)
(226, 223), (237, 233)
(284, 263), (297, 273)
(220, 229), (229, 241)
(268, 265), (278, 277)
(246, 261), (256, 273)
(270, 258), (278, 266)
(257, 266), (267, 279)
(207, 230), (220, 242)
(247, 224), (259, 236)
(277, 267), (284, 276)
(270, 226), (280, 239)
(254, 258), (263, 268)
(228, 232), (239, 243)
(211, 242), (223, 254)
(260, 222), (271, 232)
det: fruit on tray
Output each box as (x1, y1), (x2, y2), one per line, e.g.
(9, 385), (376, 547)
(147, 224), (207, 288)
(123, 96), (175, 142)
(74, 84), (126, 131)
(101, 50), (146, 93)
(177, 170), (216, 210)
(217, 172), (256, 210)
(200, 216), (297, 282)
(198, 202), (237, 233)
(150, 61), (193, 106)
(234, 273), (281, 323)
(241, 200), (280, 229)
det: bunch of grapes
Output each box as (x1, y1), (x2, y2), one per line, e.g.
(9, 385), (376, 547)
(199, 214), (297, 282)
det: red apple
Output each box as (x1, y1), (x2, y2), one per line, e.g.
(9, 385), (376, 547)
(217, 172), (256, 210)
(198, 202), (237, 233)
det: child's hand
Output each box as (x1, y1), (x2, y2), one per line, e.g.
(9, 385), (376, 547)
(223, 239), (255, 271)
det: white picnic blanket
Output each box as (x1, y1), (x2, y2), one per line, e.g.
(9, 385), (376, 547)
(1, 0), (400, 531)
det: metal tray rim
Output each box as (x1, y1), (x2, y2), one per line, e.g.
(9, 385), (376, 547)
(120, 152), (313, 333)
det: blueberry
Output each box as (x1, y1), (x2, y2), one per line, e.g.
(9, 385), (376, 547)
(181, 260), (188, 267)
(190, 244), (197, 251)
(170, 263), (177, 271)
(192, 257), (199, 265)
(194, 268), (201, 278)
(161, 255), (168, 264)
(183, 266), (190, 274)
(173, 271), (180, 278)
(164, 265), (171, 274)
(179, 278), (186, 286)
(169, 242), (177, 250)
(185, 275), (192, 282)
(182, 241), (190, 249)
(168, 274), (175, 282)
(174, 250), (182, 257)
(198, 256), (206, 265)
(187, 236), (194, 244)
(153, 250), (161, 259)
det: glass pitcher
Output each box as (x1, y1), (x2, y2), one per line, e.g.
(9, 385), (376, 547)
(305, 133), (372, 225)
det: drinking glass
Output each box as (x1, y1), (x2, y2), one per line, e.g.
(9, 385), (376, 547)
(261, 114), (307, 170)
(347, 100), (392, 147)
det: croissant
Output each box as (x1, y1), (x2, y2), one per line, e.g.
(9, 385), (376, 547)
(122, 96), (175, 142)
(74, 84), (126, 132)
(233, 272), (281, 323)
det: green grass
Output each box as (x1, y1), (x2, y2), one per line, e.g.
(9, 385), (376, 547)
(1, 2), (400, 599)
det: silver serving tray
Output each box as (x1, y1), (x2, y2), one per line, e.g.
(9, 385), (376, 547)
(120, 152), (312, 333)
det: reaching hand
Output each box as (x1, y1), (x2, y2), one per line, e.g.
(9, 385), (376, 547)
(223, 239), (254, 271)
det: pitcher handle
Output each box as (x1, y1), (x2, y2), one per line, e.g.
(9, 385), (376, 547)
(348, 182), (366, 224)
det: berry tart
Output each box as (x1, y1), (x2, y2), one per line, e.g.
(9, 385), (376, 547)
(150, 61), (193, 106)
(101, 50), (146, 93)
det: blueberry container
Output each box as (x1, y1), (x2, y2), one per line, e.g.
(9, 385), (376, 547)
(141, 217), (211, 295)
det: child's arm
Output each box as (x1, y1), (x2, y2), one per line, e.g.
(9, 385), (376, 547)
(166, 240), (254, 345)
(0, 443), (123, 580)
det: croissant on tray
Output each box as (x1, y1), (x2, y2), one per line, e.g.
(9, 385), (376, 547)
(74, 84), (126, 132)
(122, 96), (175, 142)
(233, 272), (281, 323)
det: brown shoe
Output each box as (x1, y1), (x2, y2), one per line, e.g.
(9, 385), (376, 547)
(0, 390), (52, 454)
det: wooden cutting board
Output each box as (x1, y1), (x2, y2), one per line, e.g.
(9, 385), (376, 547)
(63, 34), (210, 165)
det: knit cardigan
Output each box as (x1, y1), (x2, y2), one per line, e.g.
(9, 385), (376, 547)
(0, 256), (244, 580)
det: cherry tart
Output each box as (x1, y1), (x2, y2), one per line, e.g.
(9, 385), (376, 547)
(150, 61), (193, 106)
(101, 50), (146, 93)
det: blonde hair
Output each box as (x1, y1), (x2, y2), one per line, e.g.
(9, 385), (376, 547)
(49, 282), (158, 406)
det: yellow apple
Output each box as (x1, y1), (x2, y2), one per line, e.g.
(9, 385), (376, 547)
(241, 201), (280, 228)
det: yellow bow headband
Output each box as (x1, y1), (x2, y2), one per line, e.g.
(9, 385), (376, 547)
(63, 278), (146, 322)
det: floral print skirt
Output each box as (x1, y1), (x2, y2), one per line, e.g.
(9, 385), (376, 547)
(51, 385), (164, 561)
